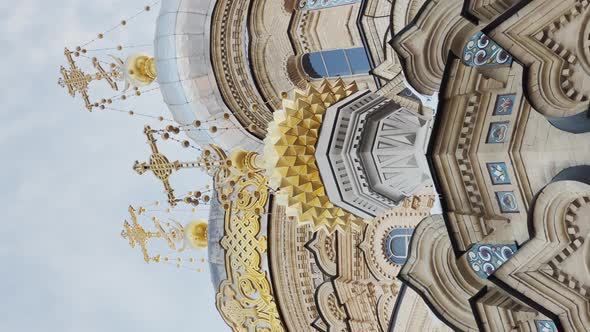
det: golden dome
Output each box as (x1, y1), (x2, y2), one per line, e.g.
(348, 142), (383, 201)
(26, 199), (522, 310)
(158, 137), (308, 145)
(184, 219), (208, 249)
(124, 53), (157, 87)
(264, 79), (365, 233)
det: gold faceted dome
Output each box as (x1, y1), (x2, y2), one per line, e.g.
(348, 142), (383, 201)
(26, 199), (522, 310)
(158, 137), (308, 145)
(184, 220), (208, 249)
(263, 79), (365, 233)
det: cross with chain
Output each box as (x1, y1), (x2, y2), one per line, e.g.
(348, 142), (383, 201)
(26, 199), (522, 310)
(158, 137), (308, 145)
(134, 125), (204, 206)
(58, 47), (120, 111)
(121, 206), (161, 263)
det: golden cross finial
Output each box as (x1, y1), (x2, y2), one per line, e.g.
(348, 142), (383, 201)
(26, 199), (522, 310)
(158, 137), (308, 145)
(58, 47), (121, 111)
(121, 206), (188, 263)
(134, 125), (207, 206)
(121, 206), (160, 263)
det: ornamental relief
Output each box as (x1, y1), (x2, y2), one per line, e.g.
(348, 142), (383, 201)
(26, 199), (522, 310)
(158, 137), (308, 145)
(488, 0), (590, 117)
(216, 172), (285, 332)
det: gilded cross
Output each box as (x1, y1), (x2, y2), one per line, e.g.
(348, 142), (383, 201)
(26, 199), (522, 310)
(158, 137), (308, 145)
(58, 47), (120, 111)
(121, 206), (161, 263)
(121, 206), (187, 263)
(134, 125), (204, 206)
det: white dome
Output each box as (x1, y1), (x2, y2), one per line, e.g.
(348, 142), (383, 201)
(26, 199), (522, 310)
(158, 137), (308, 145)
(154, 0), (262, 152)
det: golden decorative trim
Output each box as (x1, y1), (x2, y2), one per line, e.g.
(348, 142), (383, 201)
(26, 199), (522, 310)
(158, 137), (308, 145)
(214, 153), (285, 332)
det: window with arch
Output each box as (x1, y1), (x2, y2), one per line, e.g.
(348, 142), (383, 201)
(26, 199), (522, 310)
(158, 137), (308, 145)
(301, 47), (371, 79)
(385, 228), (414, 265)
(298, 0), (361, 11)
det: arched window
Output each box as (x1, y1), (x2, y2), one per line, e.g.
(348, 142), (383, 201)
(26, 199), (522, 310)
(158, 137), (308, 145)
(301, 47), (371, 79)
(385, 228), (414, 265)
(299, 0), (361, 11)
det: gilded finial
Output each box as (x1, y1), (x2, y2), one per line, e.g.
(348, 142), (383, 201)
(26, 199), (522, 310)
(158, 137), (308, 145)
(122, 206), (207, 263)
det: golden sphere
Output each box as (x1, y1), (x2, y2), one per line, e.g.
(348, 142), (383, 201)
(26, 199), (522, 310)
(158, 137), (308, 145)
(184, 220), (208, 249)
(98, 33), (104, 39)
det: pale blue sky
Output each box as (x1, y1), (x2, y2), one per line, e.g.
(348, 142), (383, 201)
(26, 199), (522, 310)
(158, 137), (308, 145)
(0, 0), (228, 331)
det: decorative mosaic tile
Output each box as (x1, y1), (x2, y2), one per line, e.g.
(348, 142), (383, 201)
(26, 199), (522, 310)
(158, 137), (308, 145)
(463, 32), (513, 67)
(496, 191), (519, 213)
(487, 162), (511, 185)
(486, 121), (510, 144)
(467, 244), (518, 278)
(493, 94), (516, 116)
(535, 320), (557, 332)
(299, 0), (361, 11)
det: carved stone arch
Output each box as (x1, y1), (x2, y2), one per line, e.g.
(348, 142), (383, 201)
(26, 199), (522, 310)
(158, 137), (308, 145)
(463, 0), (521, 24)
(306, 229), (338, 277)
(391, 0), (478, 95)
(391, 0), (428, 36)
(493, 181), (590, 332)
(472, 286), (551, 332)
(399, 215), (484, 331)
(486, 0), (590, 117)
(360, 209), (430, 282)
(315, 281), (349, 332)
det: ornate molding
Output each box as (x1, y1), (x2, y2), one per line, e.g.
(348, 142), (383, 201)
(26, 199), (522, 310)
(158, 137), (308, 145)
(215, 166), (286, 331)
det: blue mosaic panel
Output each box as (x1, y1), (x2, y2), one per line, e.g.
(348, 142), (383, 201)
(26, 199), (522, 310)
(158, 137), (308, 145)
(536, 320), (557, 332)
(486, 121), (510, 144)
(487, 162), (511, 185)
(385, 228), (414, 265)
(496, 191), (519, 213)
(467, 244), (517, 279)
(299, 0), (361, 11)
(463, 32), (513, 67)
(493, 94), (516, 116)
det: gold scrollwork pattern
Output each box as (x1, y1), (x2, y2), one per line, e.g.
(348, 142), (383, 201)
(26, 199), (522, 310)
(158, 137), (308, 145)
(216, 171), (285, 332)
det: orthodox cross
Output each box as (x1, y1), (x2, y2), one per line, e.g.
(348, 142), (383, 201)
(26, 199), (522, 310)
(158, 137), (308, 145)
(121, 206), (161, 263)
(134, 125), (205, 206)
(58, 47), (120, 111)
(121, 206), (186, 263)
